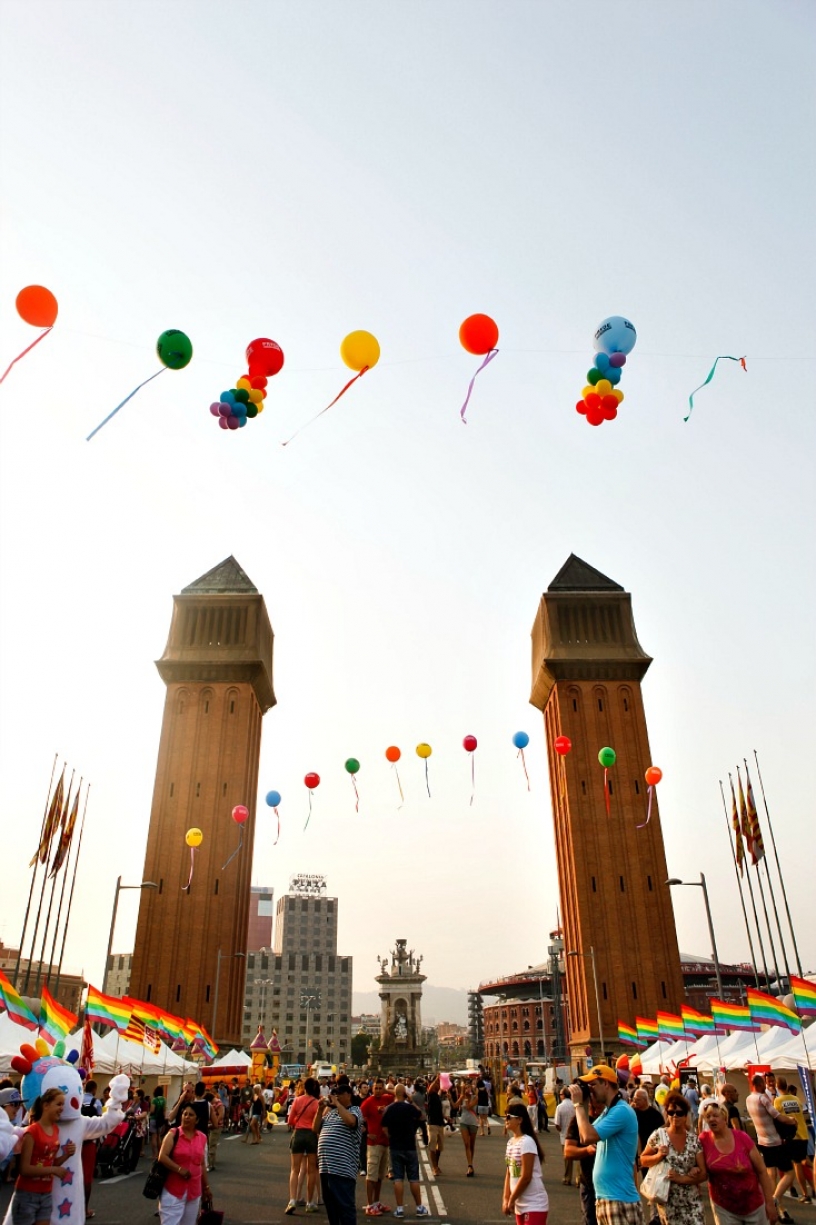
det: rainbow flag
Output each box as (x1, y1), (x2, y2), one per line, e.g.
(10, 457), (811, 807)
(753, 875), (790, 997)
(0, 969), (38, 1031)
(657, 1011), (687, 1041)
(789, 976), (816, 1018)
(681, 1006), (718, 1036)
(85, 985), (131, 1032)
(636, 1016), (659, 1043)
(747, 987), (801, 1033)
(710, 998), (760, 1032)
(39, 985), (77, 1044)
(618, 1022), (645, 1047)
(188, 1020), (218, 1060)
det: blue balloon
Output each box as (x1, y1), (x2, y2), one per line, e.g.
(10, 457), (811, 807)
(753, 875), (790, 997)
(594, 352), (611, 373)
(513, 731), (530, 749)
(607, 367), (621, 385)
(220, 390), (236, 404)
(594, 315), (637, 356)
(266, 790), (282, 807)
(238, 415), (247, 427)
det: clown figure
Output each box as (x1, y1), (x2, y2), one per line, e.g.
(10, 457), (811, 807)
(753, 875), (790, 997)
(4, 1041), (129, 1225)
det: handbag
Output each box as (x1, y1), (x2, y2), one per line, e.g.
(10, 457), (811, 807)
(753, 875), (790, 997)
(641, 1129), (671, 1205)
(142, 1127), (178, 1199)
(198, 1210), (224, 1225)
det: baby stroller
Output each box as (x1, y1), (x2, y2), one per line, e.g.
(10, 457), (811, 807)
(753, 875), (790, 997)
(96, 1117), (137, 1178)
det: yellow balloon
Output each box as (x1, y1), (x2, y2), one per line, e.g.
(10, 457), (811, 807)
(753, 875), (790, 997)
(416, 742), (432, 759)
(272, 1102), (281, 1113)
(186, 827), (203, 848)
(612, 389), (624, 404)
(248, 388), (263, 403)
(340, 330), (380, 372)
(596, 379), (612, 396)
(256, 402), (264, 412)
(582, 385), (594, 399)
(236, 377), (251, 391)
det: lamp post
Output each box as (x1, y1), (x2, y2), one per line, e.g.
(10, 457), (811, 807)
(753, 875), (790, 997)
(667, 874), (724, 999)
(212, 948), (246, 1046)
(567, 946), (604, 1063)
(102, 876), (158, 995)
(300, 988), (321, 1068)
(528, 965), (546, 1062)
(548, 935), (567, 1063)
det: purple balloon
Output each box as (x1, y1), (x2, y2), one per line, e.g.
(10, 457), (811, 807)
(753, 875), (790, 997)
(609, 353), (626, 368)
(218, 402), (232, 417)
(218, 417), (229, 430)
(210, 403), (221, 416)
(227, 415), (240, 430)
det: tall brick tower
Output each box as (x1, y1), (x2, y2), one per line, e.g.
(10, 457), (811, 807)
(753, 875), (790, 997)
(130, 557), (275, 1046)
(530, 555), (683, 1062)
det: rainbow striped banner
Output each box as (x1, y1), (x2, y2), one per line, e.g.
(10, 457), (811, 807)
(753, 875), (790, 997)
(636, 1016), (659, 1043)
(657, 1011), (687, 1041)
(618, 1022), (646, 1048)
(39, 985), (77, 1044)
(746, 988), (802, 1033)
(710, 998), (761, 1032)
(85, 985), (131, 1032)
(0, 969), (38, 1031)
(789, 976), (816, 1019)
(681, 1006), (719, 1037)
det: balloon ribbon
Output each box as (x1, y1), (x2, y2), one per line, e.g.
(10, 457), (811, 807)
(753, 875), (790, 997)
(604, 767), (611, 816)
(685, 355), (746, 421)
(460, 349), (498, 423)
(304, 789), (314, 831)
(221, 825), (244, 870)
(351, 776), (359, 813)
(183, 848), (195, 892)
(424, 760), (431, 799)
(273, 807), (280, 846)
(392, 764), (404, 807)
(282, 365), (370, 446)
(469, 754), (475, 807)
(0, 327), (53, 385)
(517, 748), (530, 791)
(637, 786), (655, 829)
(86, 367), (167, 440)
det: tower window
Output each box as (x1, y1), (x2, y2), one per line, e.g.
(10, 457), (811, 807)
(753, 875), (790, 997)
(206, 985), (211, 1002)
(147, 984), (151, 1000)
(196, 783), (200, 797)
(608, 781), (613, 795)
(581, 780), (587, 795)
(661, 981), (667, 998)
(619, 875), (625, 892)
(230, 700), (235, 714)
(204, 700), (209, 714)
(623, 697), (629, 712)
(176, 985), (181, 1002)
(647, 875), (653, 891)
(598, 698), (604, 711)
(214, 879), (219, 895)
(602, 982), (608, 1000)
(572, 698), (578, 712)
(634, 780), (640, 794)
(169, 783), (174, 797)
(159, 878), (163, 894)
(632, 982), (637, 1000)
(591, 876), (597, 893)
(223, 783), (227, 796)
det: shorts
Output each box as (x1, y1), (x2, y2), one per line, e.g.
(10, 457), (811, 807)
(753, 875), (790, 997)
(515, 1213), (548, 1225)
(477, 1105), (489, 1115)
(789, 1138), (808, 1164)
(757, 1142), (791, 1172)
(366, 1144), (389, 1181)
(291, 1128), (318, 1155)
(709, 1204), (769, 1225)
(460, 1122), (478, 1136)
(390, 1149), (419, 1183)
(595, 1200), (644, 1225)
(428, 1125), (445, 1152)
(11, 1190), (53, 1225)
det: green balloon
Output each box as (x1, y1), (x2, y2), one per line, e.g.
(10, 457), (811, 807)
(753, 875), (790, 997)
(246, 402), (258, 418)
(586, 368), (601, 385)
(598, 747), (616, 768)
(344, 758), (360, 775)
(156, 329), (193, 370)
(234, 387), (250, 403)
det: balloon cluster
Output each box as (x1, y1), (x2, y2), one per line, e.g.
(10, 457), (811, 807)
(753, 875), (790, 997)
(209, 337), (284, 431)
(576, 315), (637, 427)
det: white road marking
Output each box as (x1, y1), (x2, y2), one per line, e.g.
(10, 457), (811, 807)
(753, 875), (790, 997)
(430, 1184), (447, 1217)
(417, 1145), (447, 1216)
(97, 1171), (140, 1184)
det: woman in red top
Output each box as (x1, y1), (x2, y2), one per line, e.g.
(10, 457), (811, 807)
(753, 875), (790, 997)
(157, 1104), (212, 1225)
(699, 1100), (779, 1225)
(12, 1088), (75, 1225)
(285, 1077), (321, 1214)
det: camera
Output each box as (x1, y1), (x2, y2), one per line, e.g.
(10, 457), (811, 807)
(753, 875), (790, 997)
(572, 1077), (592, 1103)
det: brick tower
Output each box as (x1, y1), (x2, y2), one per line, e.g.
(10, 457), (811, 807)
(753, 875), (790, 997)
(530, 555), (683, 1063)
(129, 557), (275, 1046)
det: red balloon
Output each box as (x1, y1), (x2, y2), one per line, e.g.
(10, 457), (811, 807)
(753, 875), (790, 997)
(246, 338), (284, 378)
(602, 402), (618, 421)
(616, 1054), (629, 1071)
(645, 766), (663, 787)
(576, 399), (587, 415)
(463, 735), (477, 753)
(16, 285), (58, 328)
(459, 313), (499, 356)
(304, 772), (320, 789)
(601, 394), (618, 412)
(585, 392), (601, 410)
(554, 735), (572, 756)
(586, 407), (603, 426)
(249, 375), (268, 390)
(232, 804), (249, 824)
(385, 745), (401, 763)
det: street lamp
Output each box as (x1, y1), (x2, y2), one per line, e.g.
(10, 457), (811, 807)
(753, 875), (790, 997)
(300, 988), (321, 1068)
(666, 874), (724, 999)
(567, 946), (605, 1063)
(212, 948), (246, 1046)
(102, 876), (158, 995)
(528, 966), (546, 1062)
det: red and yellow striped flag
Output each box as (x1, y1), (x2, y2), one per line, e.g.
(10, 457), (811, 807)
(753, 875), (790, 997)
(30, 768), (65, 867)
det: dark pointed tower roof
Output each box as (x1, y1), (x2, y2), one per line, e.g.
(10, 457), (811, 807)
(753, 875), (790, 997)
(182, 556), (258, 595)
(548, 554), (624, 593)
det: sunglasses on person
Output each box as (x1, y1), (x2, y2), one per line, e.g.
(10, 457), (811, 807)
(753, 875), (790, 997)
(665, 1109), (686, 1116)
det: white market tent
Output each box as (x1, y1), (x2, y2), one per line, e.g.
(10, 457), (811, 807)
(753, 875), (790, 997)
(211, 1048), (251, 1067)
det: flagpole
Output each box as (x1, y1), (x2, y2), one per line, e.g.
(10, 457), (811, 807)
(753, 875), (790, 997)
(15, 754), (58, 989)
(718, 781), (760, 988)
(54, 784), (90, 994)
(745, 761), (792, 983)
(23, 763), (66, 993)
(737, 767), (782, 990)
(45, 777), (81, 992)
(728, 774), (771, 989)
(752, 751), (804, 979)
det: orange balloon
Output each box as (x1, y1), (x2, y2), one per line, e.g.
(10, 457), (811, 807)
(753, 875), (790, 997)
(385, 746), (401, 763)
(459, 313), (499, 356)
(645, 766), (663, 787)
(16, 285), (58, 328)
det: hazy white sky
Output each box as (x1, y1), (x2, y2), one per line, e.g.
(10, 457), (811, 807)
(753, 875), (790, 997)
(1, 1), (814, 1006)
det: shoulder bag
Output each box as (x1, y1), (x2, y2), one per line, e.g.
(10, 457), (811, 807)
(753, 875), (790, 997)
(142, 1127), (179, 1199)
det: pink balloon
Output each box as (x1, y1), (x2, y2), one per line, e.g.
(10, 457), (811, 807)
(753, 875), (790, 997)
(210, 403), (221, 416)
(218, 417), (229, 429)
(232, 804), (249, 824)
(227, 416), (240, 430)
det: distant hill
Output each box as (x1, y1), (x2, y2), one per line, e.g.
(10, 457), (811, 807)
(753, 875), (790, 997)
(353, 983), (468, 1026)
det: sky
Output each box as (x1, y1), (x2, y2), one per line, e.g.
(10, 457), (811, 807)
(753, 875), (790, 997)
(1, 1), (814, 1012)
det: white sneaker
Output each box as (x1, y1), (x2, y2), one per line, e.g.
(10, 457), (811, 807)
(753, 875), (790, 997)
(416, 1208), (431, 1217)
(394, 1210), (404, 1219)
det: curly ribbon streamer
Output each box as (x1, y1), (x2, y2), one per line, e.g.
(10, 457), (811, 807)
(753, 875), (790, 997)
(183, 847), (195, 892)
(221, 825), (244, 870)
(392, 764), (404, 808)
(685, 355), (746, 421)
(282, 365), (370, 446)
(604, 767), (611, 816)
(351, 776), (360, 813)
(273, 807), (280, 845)
(424, 759), (431, 799)
(637, 786), (655, 829)
(86, 367), (167, 440)
(0, 327), (53, 385)
(517, 748), (531, 791)
(469, 754), (475, 807)
(460, 349), (498, 423)
(304, 789), (314, 831)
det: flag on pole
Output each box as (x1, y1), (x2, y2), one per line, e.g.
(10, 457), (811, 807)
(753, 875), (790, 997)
(49, 784), (80, 877)
(657, 1012), (687, 1041)
(743, 766), (766, 865)
(710, 998), (761, 1032)
(0, 969), (39, 1031)
(636, 1016), (659, 1043)
(746, 987), (802, 1032)
(80, 1014), (95, 1073)
(85, 985), (131, 1032)
(39, 985), (77, 1044)
(789, 976), (816, 1018)
(729, 776), (745, 875)
(618, 1022), (645, 1047)
(681, 1005), (718, 1036)
(123, 1013), (161, 1054)
(30, 767), (65, 867)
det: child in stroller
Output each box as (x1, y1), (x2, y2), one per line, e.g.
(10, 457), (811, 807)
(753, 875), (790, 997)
(95, 1115), (137, 1178)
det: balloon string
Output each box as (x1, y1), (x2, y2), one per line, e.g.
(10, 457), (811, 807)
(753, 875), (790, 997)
(685, 355), (746, 421)
(304, 789), (313, 831)
(86, 367), (166, 440)
(470, 754), (475, 806)
(273, 808), (280, 846)
(282, 365), (370, 445)
(460, 348), (498, 423)
(352, 776), (359, 813)
(637, 787), (654, 829)
(183, 848), (195, 892)
(393, 765), (404, 807)
(604, 767), (611, 816)
(0, 327), (53, 385)
(425, 759), (431, 798)
(221, 825), (244, 870)
(517, 748), (530, 791)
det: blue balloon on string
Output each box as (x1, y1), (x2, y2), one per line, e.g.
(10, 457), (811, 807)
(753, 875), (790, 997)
(266, 790), (281, 807)
(512, 731), (530, 749)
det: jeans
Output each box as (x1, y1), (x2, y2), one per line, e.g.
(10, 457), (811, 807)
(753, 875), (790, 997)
(320, 1173), (357, 1225)
(580, 1181), (597, 1225)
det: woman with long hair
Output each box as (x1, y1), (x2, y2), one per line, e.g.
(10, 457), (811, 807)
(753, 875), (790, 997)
(503, 1103), (548, 1225)
(640, 1091), (705, 1225)
(158, 1103), (212, 1225)
(10, 1089), (75, 1225)
(456, 1080), (480, 1177)
(285, 1077), (321, 1215)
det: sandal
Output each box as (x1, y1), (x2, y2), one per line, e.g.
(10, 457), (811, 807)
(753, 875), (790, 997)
(466, 1166), (474, 1177)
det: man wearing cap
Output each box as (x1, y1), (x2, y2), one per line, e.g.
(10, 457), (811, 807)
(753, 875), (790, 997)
(0, 1089), (26, 1165)
(569, 1064), (640, 1225)
(314, 1081), (364, 1225)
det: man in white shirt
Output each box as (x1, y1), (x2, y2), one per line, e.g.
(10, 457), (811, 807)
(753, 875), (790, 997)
(554, 1086), (577, 1186)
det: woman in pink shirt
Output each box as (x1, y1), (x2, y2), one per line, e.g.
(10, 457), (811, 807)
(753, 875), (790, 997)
(698, 1100), (778, 1225)
(158, 1104), (212, 1225)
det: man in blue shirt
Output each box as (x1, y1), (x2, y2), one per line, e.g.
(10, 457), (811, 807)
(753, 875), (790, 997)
(570, 1064), (640, 1225)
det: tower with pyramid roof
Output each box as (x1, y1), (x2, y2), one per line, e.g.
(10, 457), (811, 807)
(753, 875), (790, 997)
(530, 555), (684, 1064)
(129, 558), (275, 1045)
